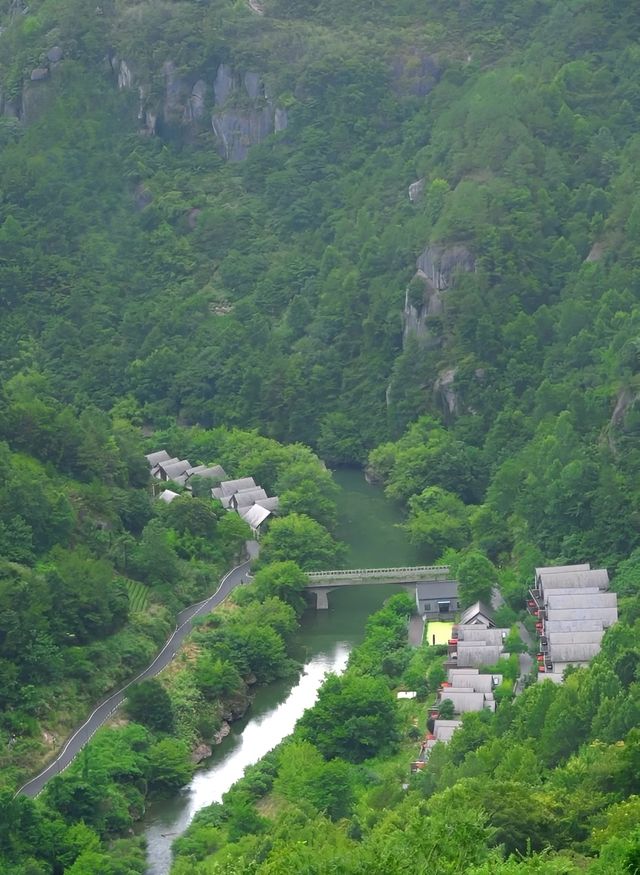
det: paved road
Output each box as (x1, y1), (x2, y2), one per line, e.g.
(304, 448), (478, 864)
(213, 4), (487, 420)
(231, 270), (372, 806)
(516, 620), (534, 688)
(17, 543), (258, 798)
(408, 615), (425, 647)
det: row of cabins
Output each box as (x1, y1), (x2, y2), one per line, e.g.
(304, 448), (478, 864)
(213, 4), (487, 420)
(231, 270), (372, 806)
(447, 602), (510, 668)
(145, 450), (279, 534)
(527, 563), (617, 682)
(414, 603), (505, 769)
(415, 667), (504, 769)
(414, 562), (620, 771)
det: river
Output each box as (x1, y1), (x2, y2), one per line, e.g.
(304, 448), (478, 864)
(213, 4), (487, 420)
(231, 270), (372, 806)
(141, 468), (416, 874)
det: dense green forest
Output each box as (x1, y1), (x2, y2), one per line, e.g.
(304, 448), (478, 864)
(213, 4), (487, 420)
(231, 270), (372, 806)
(2, 0), (640, 870)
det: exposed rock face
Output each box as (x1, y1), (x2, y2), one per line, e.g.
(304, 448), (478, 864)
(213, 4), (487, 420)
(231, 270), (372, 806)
(434, 367), (459, 417)
(402, 244), (474, 347)
(244, 71), (261, 100)
(118, 60), (133, 90)
(163, 60), (191, 126)
(274, 107), (288, 132)
(416, 244), (475, 291)
(192, 743), (212, 763)
(211, 63), (288, 161)
(408, 178), (425, 202)
(585, 240), (606, 262)
(402, 278), (442, 347)
(112, 57), (286, 159)
(214, 63), (235, 106)
(213, 721), (231, 744)
(213, 106), (275, 161)
(2, 45), (286, 155)
(185, 80), (207, 123)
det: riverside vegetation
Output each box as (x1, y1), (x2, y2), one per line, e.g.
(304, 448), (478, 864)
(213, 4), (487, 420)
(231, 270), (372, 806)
(2, 0), (640, 871)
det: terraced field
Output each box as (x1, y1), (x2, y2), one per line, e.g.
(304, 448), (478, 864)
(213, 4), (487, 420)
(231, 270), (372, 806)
(124, 578), (149, 614)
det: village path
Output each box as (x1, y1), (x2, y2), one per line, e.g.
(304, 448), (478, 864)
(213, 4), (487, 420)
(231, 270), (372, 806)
(492, 586), (534, 691)
(17, 542), (259, 799)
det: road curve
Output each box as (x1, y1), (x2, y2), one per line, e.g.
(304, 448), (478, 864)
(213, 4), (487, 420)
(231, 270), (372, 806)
(17, 545), (258, 798)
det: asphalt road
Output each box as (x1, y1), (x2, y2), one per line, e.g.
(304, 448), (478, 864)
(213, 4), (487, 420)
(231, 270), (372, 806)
(17, 544), (258, 798)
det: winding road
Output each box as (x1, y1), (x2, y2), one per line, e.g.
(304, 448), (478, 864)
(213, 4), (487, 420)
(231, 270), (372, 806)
(17, 542), (259, 798)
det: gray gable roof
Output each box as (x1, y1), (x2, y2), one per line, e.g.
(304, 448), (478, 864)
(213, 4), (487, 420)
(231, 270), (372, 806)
(545, 592), (617, 610)
(234, 488), (269, 507)
(439, 690), (486, 712)
(455, 644), (503, 667)
(546, 607), (618, 624)
(543, 619), (604, 632)
(456, 627), (508, 644)
(187, 464), (227, 481)
(152, 457), (179, 476)
(256, 496), (279, 512)
(415, 580), (458, 600)
(536, 563), (590, 579)
(220, 477), (257, 496)
(146, 450), (172, 467)
(161, 459), (192, 479)
(459, 600), (495, 626)
(539, 568), (610, 591)
(239, 504), (271, 529)
(158, 489), (181, 503)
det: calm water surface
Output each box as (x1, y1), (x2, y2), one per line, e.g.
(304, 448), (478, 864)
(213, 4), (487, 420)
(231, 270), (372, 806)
(142, 468), (417, 874)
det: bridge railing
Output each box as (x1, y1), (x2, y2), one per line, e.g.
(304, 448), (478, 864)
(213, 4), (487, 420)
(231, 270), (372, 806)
(307, 565), (450, 582)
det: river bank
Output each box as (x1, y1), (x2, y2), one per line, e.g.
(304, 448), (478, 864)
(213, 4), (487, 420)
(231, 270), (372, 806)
(140, 468), (418, 873)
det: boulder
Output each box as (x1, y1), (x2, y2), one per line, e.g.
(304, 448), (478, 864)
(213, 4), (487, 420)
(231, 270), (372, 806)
(192, 743), (212, 763)
(30, 68), (49, 81)
(213, 721), (231, 744)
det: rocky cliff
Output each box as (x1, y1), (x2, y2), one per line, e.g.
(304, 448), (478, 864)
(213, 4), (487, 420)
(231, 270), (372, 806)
(2, 44), (287, 161)
(402, 243), (475, 346)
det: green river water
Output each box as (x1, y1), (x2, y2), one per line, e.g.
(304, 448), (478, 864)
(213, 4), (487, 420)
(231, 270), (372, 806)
(142, 468), (419, 874)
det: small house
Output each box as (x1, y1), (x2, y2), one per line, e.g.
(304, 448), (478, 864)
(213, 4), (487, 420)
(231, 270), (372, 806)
(415, 580), (459, 620)
(459, 601), (495, 627)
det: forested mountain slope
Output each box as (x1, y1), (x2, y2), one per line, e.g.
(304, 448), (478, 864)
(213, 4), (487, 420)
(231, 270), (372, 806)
(2, 0), (640, 578)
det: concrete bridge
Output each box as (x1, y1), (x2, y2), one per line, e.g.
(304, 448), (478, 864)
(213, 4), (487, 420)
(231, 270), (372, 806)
(306, 565), (451, 609)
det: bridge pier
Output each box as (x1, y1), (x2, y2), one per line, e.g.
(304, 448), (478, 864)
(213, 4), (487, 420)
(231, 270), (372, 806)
(314, 589), (330, 610)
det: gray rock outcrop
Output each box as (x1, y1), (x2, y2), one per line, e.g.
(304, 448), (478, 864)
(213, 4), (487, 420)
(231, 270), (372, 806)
(408, 178), (425, 202)
(118, 60), (133, 90)
(192, 743), (212, 763)
(185, 80), (207, 123)
(213, 721), (231, 744)
(211, 63), (288, 161)
(402, 244), (474, 347)
(434, 367), (459, 417)
(416, 244), (475, 291)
